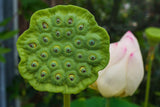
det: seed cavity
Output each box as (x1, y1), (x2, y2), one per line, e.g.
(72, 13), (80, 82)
(29, 43), (36, 48)
(42, 22), (48, 29)
(56, 18), (60, 24)
(56, 31), (60, 37)
(80, 66), (86, 73)
(90, 55), (96, 60)
(79, 24), (84, 30)
(78, 54), (82, 58)
(76, 40), (81, 45)
(68, 18), (72, 24)
(43, 37), (48, 42)
(66, 47), (71, 53)
(66, 62), (71, 67)
(51, 62), (56, 67)
(89, 40), (95, 46)
(50, 61), (57, 67)
(41, 71), (47, 77)
(53, 47), (59, 53)
(31, 62), (37, 67)
(41, 52), (47, 58)
(69, 74), (74, 81)
(55, 73), (61, 80)
(66, 31), (71, 36)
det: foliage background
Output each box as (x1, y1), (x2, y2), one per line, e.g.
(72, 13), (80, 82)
(4, 0), (160, 107)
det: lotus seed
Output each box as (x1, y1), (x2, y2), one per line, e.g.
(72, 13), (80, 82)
(69, 75), (74, 81)
(68, 18), (72, 24)
(43, 37), (48, 42)
(41, 71), (47, 77)
(90, 55), (96, 60)
(51, 62), (56, 67)
(31, 62), (37, 67)
(66, 47), (71, 53)
(80, 67), (86, 73)
(53, 47), (59, 53)
(56, 31), (60, 36)
(89, 40), (95, 46)
(78, 54), (82, 58)
(76, 40), (81, 45)
(56, 18), (60, 24)
(42, 22), (48, 29)
(66, 62), (71, 67)
(41, 53), (46, 57)
(67, 31), (71, 36)
(29, 44), (33, 48)
(55, 73), (61, 80)
(79, 25), (84, 30)
(29, 43), (36, 48)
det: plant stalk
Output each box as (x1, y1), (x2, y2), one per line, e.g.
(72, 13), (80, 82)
(63, 94), (70, 107)
(106, 98), (110, 107)
(144, 46), (155, 107)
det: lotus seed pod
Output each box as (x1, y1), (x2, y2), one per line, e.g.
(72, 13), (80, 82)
(145, 27), (160, 45)
(16, 5), (110, 94)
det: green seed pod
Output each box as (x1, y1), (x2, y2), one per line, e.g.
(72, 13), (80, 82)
(145, 27), (160, 45)
(16, 5), (110, 94)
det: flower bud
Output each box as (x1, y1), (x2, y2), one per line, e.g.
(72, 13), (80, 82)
(90, 31), (144, 97)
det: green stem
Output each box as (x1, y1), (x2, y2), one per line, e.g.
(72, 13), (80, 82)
(63, 94), (70, 107)
(106, 98), (110, 107)
(144, 46), (155, 107)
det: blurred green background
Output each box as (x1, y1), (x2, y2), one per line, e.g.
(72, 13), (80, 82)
(0, 0), (160, 107)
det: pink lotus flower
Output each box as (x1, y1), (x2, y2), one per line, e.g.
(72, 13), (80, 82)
(90, 31), (144, 97)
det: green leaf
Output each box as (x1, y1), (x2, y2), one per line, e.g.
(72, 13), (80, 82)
(71, 98), (87, 107)
(108, 98), (140, 107)
(71, 97), (140, 107)
(71, 97), (106, 107)
(0, 47), (11, 54)
(85, 97), (106, 107)
(0, 30), (18, 40)
(0, 55), (6, 63)
(0, 17), (11, 26)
